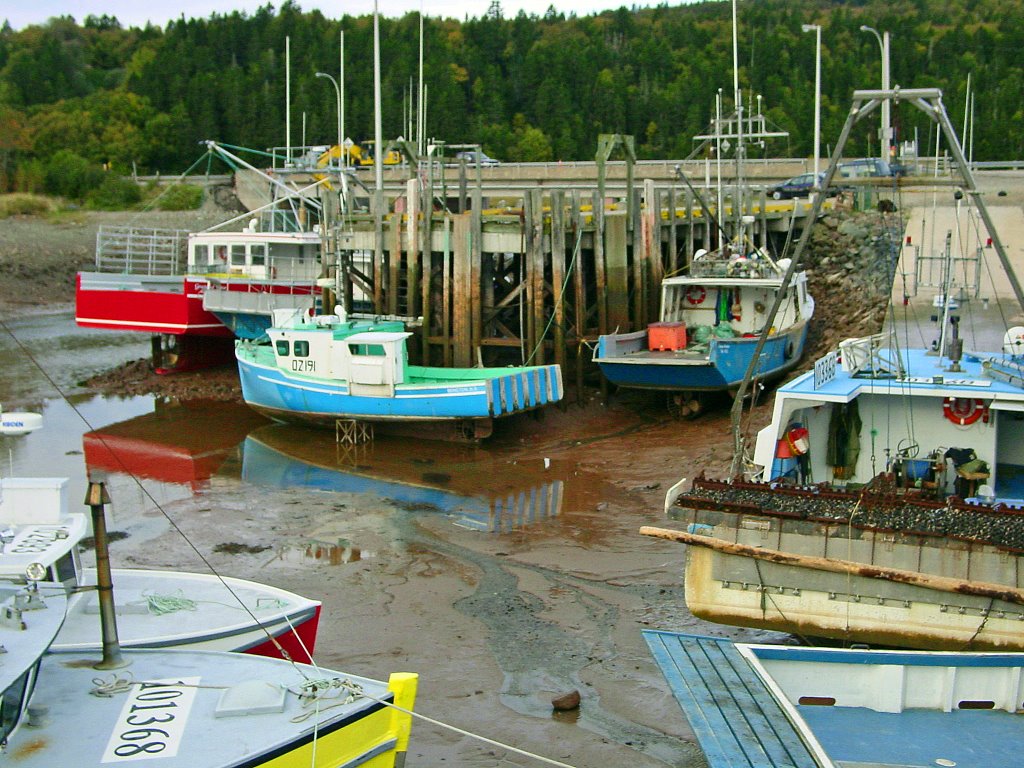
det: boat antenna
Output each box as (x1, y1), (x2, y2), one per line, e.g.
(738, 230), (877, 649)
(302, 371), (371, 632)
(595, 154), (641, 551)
(673, 164), (731, 256)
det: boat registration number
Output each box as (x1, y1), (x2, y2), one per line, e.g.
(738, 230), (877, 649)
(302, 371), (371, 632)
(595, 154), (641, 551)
(291, 359), (316, 373)
(102, 677), (199, 762)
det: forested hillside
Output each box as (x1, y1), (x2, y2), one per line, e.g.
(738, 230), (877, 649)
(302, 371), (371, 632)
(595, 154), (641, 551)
(1, 0), (1021, 198)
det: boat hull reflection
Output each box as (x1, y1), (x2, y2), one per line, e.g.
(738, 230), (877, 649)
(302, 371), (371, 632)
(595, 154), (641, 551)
(241, 425), (563, 533)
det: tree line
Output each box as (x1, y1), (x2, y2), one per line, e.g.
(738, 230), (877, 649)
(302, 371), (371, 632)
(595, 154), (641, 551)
(1, 0), (1020, 199)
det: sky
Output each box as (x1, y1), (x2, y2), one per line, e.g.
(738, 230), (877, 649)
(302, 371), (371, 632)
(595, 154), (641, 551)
(3, 0), (671, 29)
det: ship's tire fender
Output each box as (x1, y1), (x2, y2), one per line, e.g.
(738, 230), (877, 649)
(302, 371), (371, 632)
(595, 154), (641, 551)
(943, 397), (986, 426)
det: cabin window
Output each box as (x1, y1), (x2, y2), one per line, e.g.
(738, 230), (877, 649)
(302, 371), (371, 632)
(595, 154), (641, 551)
(348, 343), (386, 356)
(276, 340), (290, 356)
(251, 244), (266, 266)
(193, 244), (209, 266)
(294, 340), (310, 357)
(0, 667), (32, 744)
(215, 245), (228, 265)
(54, 552), (77, 585)
(231, 245), (246, 266)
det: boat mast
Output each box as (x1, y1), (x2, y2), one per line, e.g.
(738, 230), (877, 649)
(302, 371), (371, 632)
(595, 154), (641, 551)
(732, 0), (744, 243)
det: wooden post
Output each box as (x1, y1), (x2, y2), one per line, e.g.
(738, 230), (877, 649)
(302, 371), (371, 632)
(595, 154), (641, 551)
(605, 213), (629, 333)
(452, 212), (473, 367)
(592, 190), (607, 336)
(528, 188), (545, 364)
(389, 208), (401, 315)
(571, 191), (586, 405)
(442, 215), (452, 367)
(420, 194), (434, 364)
(406, 178), (420, 321)
(551, 190), (566, 372)
(470, 202), (483, 360)
(668, 186), (678, 275)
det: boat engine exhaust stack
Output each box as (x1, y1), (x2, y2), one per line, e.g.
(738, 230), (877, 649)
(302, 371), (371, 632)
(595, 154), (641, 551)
(86, 479), (127, 670)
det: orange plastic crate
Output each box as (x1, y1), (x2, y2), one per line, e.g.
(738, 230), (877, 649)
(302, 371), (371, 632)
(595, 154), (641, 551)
(648, 322), (687, 351)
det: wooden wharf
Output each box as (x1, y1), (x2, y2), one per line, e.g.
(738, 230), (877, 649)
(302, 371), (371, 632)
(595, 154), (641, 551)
(260, 141), (822, 401)
(312, 172), (821, 402)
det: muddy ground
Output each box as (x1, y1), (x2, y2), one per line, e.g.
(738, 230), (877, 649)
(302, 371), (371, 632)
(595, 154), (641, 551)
(0, 202), (921, 766)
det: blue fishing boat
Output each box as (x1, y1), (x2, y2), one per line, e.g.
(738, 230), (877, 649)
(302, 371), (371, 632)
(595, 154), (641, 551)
(644, 630), (1024, 768)
(236, 310), (564, 438)
(593, 246), (814, 415)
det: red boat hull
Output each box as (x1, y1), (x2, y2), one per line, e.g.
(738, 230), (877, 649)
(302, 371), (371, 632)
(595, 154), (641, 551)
(243, 604), (321, 664)
(75, 273), (232, 337)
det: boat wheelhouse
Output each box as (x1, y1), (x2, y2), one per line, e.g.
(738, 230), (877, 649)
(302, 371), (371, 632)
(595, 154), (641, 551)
(594, 248), (814, 415)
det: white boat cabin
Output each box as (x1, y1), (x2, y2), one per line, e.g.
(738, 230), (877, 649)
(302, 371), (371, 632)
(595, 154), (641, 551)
(268, 320), (412, 397)
(188, 228), (322, 282)
(754, 335), (1024, 501)
(659, 266), (812, 340)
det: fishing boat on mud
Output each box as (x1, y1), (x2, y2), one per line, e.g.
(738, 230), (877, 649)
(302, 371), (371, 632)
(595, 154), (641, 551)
(236, 309), (564, 440)
(644, 630), (1024, 768)
(642, 87), (1024, 650)
(593, 245), (814, 415)
(74, 143), (333, 372)
(0, 475), (418, 768)
(0, 475), (322, 661)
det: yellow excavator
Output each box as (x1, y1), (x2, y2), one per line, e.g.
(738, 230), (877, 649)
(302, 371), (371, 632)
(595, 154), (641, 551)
(317, 141), (402, 168)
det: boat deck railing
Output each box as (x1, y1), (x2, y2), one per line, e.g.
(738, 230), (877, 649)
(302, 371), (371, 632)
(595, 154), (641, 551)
(94, 226), (189, 276)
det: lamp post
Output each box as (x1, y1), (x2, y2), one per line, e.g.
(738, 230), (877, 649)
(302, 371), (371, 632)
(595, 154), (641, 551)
(315, 72), (342, 170)
(802, 23), (821, 182)
(860, 25), (891, 160)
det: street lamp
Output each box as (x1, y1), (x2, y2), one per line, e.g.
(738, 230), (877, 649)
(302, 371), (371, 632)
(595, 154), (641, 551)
(802, 23), (821, 183)
(315, 72), (342, 170)
(860, 25), (891, 160)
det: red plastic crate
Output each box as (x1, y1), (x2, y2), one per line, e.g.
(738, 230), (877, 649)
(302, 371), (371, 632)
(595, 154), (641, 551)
(648, 322), (687, 351)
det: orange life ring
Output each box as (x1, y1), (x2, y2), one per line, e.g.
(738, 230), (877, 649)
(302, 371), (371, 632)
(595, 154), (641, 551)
(943, 397), (986, 426)
(686, 286), (707, 305)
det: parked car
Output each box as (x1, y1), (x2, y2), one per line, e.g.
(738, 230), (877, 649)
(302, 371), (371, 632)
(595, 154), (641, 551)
(837, 158), (893, 179)
(455, 150), (500, 166)
(768, 172), (828, 200)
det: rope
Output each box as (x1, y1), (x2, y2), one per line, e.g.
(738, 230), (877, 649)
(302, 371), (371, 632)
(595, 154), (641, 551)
(143, 591), (198, 615)
(524, 226), (584, 366)
(90, 673), (136, 697)
(331, 680), (580, 768)
(89, 673), (228, 697)
(289, 678), (364, 722)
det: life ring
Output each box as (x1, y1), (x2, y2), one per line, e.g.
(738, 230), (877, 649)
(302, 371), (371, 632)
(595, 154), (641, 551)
(785, 426), (810, 455)
(686, 286), (707, 305)
(943, 397), (986, 426)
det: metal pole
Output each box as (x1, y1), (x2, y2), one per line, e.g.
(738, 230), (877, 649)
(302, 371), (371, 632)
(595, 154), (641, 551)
(373, 1), (383, 213)
(860, 26), (890, 159)
(802, 24), (822, 181)
(340, 30), (346, 166)
(86, 480), (127, 670)
(285, 36), (291, 165)
(315, 72), (342, 172)
(882, 31), (891, 158)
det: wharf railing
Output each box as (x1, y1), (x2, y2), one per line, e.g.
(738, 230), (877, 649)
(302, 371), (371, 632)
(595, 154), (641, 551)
(94, 226), (190, 275)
